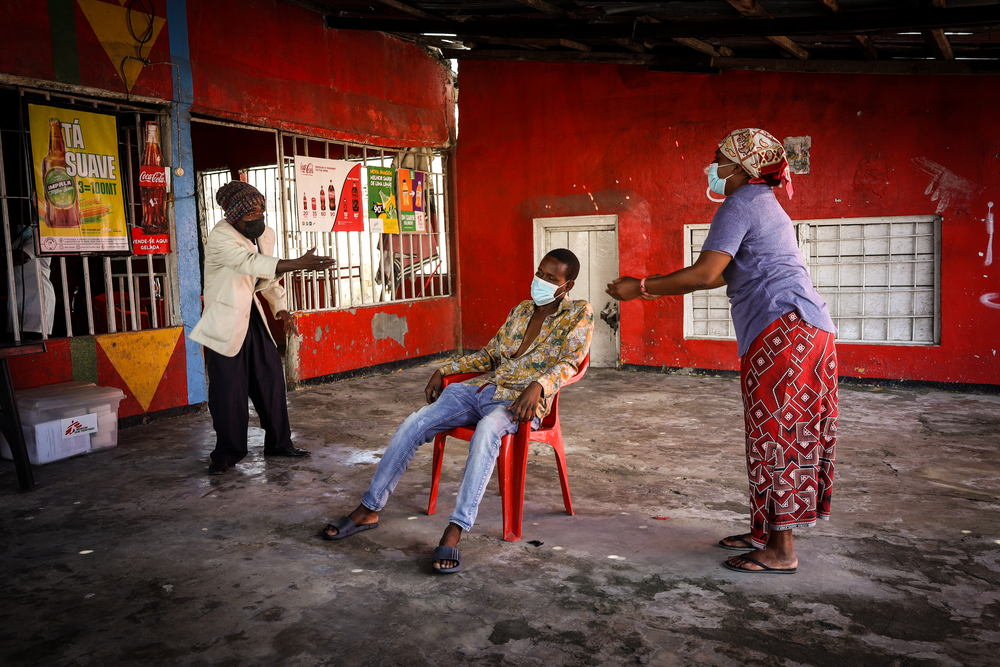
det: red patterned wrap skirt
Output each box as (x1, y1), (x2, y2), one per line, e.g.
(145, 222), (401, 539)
(740, 311), (838, 548)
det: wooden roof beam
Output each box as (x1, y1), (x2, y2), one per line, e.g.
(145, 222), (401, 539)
(853, 34), (878, 60)
(927, 0), (954, 60)
(726, 0), (810, 60)
(672, 37), (724, 58)
(514, 0), (577, 19)
(766, 36), (810, 60)
(373, 0), (439, 21)
(929, 29), (955, 59)
(324, 6), (1000, 40)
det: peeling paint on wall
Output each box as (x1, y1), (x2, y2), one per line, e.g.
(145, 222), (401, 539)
(913, 157), (984, 215)
(372, 312), (409, 347)
(784, 136), (811, 174)
(986, 201), (995, 267)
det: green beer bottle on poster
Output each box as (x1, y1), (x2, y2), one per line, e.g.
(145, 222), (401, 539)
(42, 118), (81, 228)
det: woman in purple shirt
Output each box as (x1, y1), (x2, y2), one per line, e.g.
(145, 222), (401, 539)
(607, 128), (838, 575)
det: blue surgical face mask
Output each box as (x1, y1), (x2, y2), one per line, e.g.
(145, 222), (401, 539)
(706, 162), (736, 197)
(531, 275), (566, 306)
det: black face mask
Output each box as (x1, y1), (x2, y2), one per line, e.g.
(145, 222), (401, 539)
(239, 216), (265, 240)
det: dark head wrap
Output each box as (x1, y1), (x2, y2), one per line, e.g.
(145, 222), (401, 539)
(216, 181), (265, 223)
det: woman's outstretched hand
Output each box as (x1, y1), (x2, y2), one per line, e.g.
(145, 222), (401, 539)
(606, 276), (641, 301)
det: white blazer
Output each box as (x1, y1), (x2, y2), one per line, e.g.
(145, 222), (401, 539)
(189, 221), (287, 357)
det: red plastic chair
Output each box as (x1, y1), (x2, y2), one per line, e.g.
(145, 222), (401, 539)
(426, 354), (590, 541)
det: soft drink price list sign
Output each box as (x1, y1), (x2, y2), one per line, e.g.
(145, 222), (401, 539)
(293, 156), (365, 233)
(28, 104), (129, 255)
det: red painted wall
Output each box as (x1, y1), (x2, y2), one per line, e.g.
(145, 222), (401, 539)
(456, 62), (1000, 386)
(187, 0), (455, 147)
(290, 298), (458, 381)
(0, 0), (173, 100)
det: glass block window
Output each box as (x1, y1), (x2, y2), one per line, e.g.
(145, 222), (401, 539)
(683, 225), (734, 339)
(800, 216), (939, 344)
(683, 215), (940, 346)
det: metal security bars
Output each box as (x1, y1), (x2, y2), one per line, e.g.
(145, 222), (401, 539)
(0, 86), (176, 343)
(197, 132), (451, 313)
(683, 215), (941, 345)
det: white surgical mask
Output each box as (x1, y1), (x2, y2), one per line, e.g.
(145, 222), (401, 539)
(531, 275), (566, 306)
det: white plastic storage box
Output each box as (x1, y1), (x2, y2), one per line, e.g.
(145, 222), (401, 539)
(0, 381), (126, 465)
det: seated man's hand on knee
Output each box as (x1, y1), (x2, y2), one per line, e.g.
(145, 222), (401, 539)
(425, 369), (444, 404)
(509, 381), (543, 422)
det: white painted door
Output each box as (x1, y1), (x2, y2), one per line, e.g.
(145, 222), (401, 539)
(534, 215), (619, 367)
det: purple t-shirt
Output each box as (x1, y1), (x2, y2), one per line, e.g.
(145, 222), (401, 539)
(701, 184), (835, 357)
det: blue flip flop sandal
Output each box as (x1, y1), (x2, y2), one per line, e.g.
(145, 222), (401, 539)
(722, 555), (797, 574)
(319, 516), (379, 541)
(431, 545), (462, 574)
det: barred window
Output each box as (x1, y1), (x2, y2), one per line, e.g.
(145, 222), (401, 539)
(0, 86), (176, 343)
(683, 215), (941, 346)
(197, 132), (451, 312)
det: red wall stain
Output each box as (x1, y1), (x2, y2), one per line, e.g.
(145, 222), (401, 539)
(187, 0), (455, 147)
(7, 339), (73, 389)
(456, 62), (1000, 386)
(291, 298), (458, 381)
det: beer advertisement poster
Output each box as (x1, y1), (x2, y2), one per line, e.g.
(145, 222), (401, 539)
(28, 104), (129, 255)
(294, 156), (365, 233)
(363, 166), (399, 234)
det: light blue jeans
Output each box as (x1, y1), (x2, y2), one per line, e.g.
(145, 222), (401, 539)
(361, 383), (537, 532)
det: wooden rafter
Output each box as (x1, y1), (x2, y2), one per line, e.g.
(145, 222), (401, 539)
(513, 0), (572, 18)
(822, 0), (878, 60)
(853, 34), (878, 60)
(929, 29), (955, 59)
(712, 55), (1000, 74)
(726, 0), (810, 60)
(927, 0), (954, 60)
(672, 37), (723, 58)
(373, 0), (439, 20)
(323, 6), (1000, 40)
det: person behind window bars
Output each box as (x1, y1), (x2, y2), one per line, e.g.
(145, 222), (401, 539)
(189, 181), (335, 475)
(606, 128), (838, 575)
(318, 249), (593, 574)
(6, 225), (55, 339)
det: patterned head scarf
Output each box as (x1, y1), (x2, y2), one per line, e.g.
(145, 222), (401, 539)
(216, 180), (265, 223)
(718, 128), (794, 199)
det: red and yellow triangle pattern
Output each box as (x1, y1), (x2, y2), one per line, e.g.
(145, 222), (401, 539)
(77, 0), (167, 92)
(96, 328), (184, 413)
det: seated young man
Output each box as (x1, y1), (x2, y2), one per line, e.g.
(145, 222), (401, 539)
(319, 248), (593, 573)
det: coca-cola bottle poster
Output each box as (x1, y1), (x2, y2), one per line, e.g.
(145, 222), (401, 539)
(293, 156), (365, 233)
(27, 104), (129, 255)
(132, 120), (171, 255)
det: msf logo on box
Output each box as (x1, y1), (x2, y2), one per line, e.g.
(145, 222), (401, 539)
(61, 413), (99, 439)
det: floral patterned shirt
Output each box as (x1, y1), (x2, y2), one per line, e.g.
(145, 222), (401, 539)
(438, 298), (594, 417)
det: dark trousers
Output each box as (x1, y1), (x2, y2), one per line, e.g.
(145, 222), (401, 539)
(205, 307), (292, 466)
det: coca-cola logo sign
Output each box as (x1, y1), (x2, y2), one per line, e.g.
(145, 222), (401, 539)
(300, 163), (315, 175)
(139, 165), (167, 186)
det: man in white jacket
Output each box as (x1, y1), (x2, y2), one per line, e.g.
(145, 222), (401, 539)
(190, 181), (334, 475)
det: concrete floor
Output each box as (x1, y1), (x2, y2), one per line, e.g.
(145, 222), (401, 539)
(2, 364), (999, 666)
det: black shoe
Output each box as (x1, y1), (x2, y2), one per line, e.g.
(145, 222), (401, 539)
(208, 461), (229, 475)
(264, 445), (310, 458)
